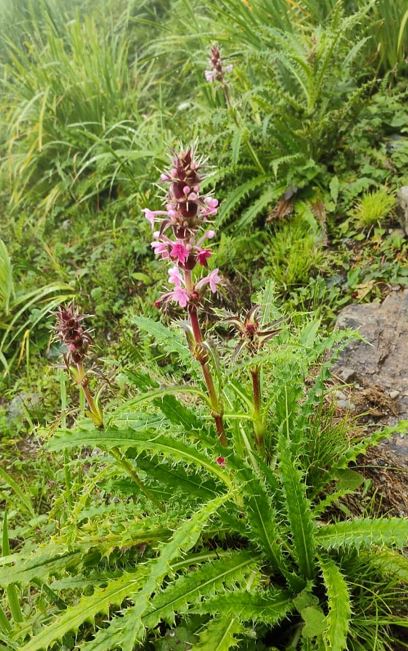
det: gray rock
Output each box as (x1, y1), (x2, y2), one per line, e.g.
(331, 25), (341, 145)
(397, 186), (408, 235)
(334, 290), (408, 461)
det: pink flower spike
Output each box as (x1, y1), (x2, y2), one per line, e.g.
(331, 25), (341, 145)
(170, 242), (189, 265)
(197, 248), (212, 266)
(168, 266), (183, 287)
(171, 287), (190, 308)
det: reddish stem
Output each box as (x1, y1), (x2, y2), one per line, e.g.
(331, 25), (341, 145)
(184, 271), (226, 446)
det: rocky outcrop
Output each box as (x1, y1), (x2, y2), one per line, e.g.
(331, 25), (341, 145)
(333, 289), (408, 460)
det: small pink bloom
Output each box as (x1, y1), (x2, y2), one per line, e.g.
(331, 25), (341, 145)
(168, 266), (183, 287)
(144, 209), (156, 226)
(171, 287), (190, 307)
(224, 64), (233, 74)
(205, 70), (215, 82)
(183, 185), (190, 195)
(206, 197), (219, 209)
(196, 269), (222, 294)
(206, 230), (216, 239)
(197, 248), (212, 266)
(151, 241), (170, 259)
(170, 242), (189, 265)
(188, 192), (198, 201)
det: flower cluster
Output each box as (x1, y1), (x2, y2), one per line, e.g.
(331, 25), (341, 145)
(56, 304), (92, 365)
(205, 45), (232, 83)
(144, 149), (222, 309)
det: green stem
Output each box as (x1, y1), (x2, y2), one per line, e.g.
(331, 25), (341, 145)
(71, 365), (162, 509)
(59, 371), (73, 511)
(2, 512), (23, 624)
(251, 366), (265, 450)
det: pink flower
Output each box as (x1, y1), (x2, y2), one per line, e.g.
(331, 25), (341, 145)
(170, 241), (189, 265)
(143, 209), (156, 226)
(144, 208), (169, 228)
(203, 197), (219, 216)
(196, 269), (222, 294)
(151, 241), (170, 259)
(206, 197), (218, 209)
(197, 248), (212, 266)
(171, 287), (190, 307)
(168, 266), (183, 287)
(205, 70), (216, 82)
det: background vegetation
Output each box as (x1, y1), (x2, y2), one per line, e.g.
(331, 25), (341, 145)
(0, 0), (407, 649)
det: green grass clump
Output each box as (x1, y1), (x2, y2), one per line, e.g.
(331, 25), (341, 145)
(352, 189), (396, 227)
(266, 214), (324, 289)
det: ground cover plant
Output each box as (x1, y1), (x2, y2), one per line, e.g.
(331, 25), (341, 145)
(0, 0), (408, 649)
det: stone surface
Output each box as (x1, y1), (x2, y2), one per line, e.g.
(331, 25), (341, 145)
(334, 289), (408, 460)
(397, 186), (408, 235)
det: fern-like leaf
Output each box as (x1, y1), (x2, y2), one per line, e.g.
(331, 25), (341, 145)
(236, 185), (283, 231)
(216, 174), (269, 227)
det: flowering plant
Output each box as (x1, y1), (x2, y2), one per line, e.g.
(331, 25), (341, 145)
(144, 149), (227, 443)
(5, 149), (408, 651)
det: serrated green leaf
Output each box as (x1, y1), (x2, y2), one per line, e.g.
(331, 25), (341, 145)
(278, 433), (315, 579)
(316, 518), (408, 550)
(191, 614), (245, 650)
(48, 428), (232, 489)
(319, 557), (351, 651)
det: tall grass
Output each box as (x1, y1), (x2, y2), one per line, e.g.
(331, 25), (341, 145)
(0, 4), (165, 216)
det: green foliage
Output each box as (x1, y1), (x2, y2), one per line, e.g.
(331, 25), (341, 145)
(3, 317), (407, 650)
(319, 557), (351, 651)
(0, 239), (14, 316)
(351, 188), (396, 227)
(1, 1), (408, 650)
(0, 238), (74, 373)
